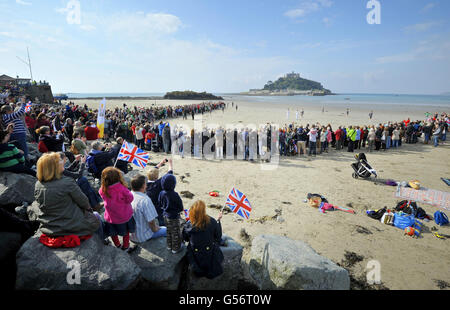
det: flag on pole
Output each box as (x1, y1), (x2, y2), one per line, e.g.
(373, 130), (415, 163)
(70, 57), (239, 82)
(117, 141), (149, 169)
(25, 101), (32, 113)
(97, 98), (106, 139)
(225, 187), (252, 219)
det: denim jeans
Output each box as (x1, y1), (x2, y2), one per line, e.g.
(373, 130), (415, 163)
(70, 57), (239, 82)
(93, 212), (105, 239)
(392, 139), (399, 148)
(434, 136), (439, 147)
(386, 136), (391, 149)
(77, 177), (102, 208)
(309, 141), (317, 155)
(150, 226), (167, 239)
(10, 132), (29, 160)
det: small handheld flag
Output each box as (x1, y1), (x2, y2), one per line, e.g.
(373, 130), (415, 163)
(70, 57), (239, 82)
(25, 101), (32, 113)
(116, 141), (149, 169)
(225, 187), (252, 219)
(184, 209), (190, 222)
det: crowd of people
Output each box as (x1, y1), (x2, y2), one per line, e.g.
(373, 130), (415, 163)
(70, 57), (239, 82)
(0, 94), (229, 280)
(0, 89), (449, 282)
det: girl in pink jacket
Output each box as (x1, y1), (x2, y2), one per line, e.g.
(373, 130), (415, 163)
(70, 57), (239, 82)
(99, 167), (135, 252)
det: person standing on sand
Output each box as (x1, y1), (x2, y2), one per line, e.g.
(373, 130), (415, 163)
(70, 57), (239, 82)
(368, 127), (375, 152)
(369, 111), (373, 120)
(346, 126), (356, 152)
(307, 126), (318, 157)
(301, 109), (304, 118)
(346, 108), (350, 117)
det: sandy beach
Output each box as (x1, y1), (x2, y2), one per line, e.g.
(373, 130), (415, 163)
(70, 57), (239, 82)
(75, 97), (450, 290)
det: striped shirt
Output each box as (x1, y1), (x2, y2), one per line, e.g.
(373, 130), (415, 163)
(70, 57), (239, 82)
(0, 143), (25, 169)
(2, 103), (27, 135)
(130, 191), (158, 243)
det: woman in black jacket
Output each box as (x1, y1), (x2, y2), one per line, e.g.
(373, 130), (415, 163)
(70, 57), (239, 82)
(182, 200), (224, 279)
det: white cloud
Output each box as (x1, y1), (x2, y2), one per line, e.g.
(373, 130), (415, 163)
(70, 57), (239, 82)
(422, 3), (436, 12)
(16, 0), (31, 6)
(80, 24), (96, 31)
(101, 12), (183, 38)
(284, 0), (333, 19)
(376, 37), (450, 64)
(322, 17), (332, 26)
(403, 21), (442, 33)
(0, 31), (17, 38)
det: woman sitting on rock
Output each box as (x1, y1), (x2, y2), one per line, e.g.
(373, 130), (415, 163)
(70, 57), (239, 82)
(34, 152), (104, 239)
(182, 200), (224, 279)
(0, 124), (36, 177)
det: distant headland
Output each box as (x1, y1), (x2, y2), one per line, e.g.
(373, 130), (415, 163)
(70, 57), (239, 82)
(241, 72), (334, 96)
(164, 90), (224, 100)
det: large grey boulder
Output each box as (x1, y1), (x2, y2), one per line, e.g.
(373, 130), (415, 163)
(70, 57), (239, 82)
(0, 172), (37, 206)
(249, 235), (350, 290)
(0, 232), (23, 290)
(0, 232), (22, 262)
(130, 237), (187, 290)
(27, 142), (42, 163)
(186, 234), (243, 290)
(16, 234), (141, 290)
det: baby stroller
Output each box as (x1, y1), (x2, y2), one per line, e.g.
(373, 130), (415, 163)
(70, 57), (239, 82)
(351, 153), (377, 179)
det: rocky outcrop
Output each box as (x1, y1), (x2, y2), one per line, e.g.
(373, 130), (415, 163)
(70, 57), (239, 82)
(0, 232), (22, 262)
(0, 172), (37, 207)
(185, 234), (243, 290)
(16, 234), (141, 290)
(0, 232), (23, 290)
(249, 235), (350, 290)
(130, 237), (187, 290)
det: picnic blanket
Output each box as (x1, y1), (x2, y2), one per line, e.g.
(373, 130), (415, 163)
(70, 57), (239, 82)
(394, 185), (450, 211)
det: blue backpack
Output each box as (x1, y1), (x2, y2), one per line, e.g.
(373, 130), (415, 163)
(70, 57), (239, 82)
(434, 211), (449, 226)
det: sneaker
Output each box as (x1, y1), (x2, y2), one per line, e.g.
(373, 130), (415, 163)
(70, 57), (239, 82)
(171, 244), (185, 254)
(122, 245), (137, 254)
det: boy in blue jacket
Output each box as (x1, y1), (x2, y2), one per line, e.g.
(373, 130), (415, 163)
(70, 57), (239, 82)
(159, 172), (184, 254)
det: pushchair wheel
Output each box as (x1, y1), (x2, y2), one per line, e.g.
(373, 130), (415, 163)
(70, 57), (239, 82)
(352, 172), (358, 179)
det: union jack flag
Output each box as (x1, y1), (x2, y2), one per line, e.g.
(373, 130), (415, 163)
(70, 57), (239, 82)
(25, 102), (32, 113)
(225, 187), (252, 219)
(184, 209), (190, 222)
(117, 141), (149, 169)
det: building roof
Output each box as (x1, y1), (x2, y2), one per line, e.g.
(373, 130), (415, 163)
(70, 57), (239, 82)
(0, 74), (15, 81)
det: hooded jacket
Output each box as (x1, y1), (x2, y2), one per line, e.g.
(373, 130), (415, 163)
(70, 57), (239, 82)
(158, 174), (183, 219)
(99, 182), (134, 224)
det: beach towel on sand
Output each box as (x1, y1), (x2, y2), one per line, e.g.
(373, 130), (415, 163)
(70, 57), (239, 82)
(394, 186), (450, 211)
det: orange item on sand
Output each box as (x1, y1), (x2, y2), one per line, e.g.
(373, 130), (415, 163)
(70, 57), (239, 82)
(209, 192), (219, 197)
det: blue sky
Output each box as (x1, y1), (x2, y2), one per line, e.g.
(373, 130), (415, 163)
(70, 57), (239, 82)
(0, 0), (449, 94)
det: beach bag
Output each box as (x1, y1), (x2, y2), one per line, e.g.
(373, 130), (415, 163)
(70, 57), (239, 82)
(393, 212), (416, 230)
(434, 211), (449, 226)
(395, 200), (418, 215)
